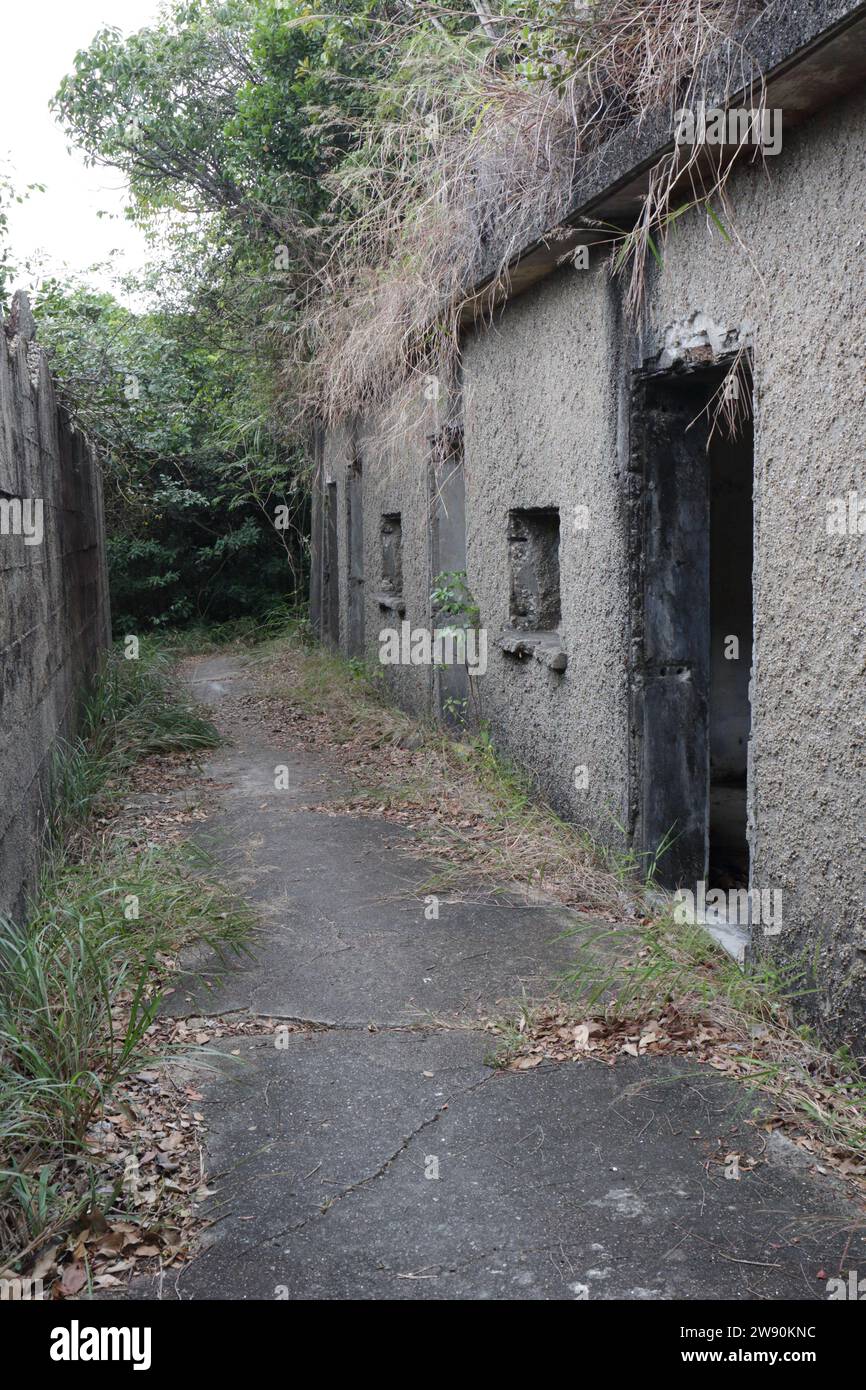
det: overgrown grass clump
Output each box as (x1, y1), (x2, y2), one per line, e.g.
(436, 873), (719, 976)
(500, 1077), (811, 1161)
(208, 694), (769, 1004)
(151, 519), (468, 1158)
(44, 642), (220, 850)
(0, 644), (250, 1270)
(560, 912), (811, 1025)
(296, 0), (765, 427)
(158, 604), (311, 658)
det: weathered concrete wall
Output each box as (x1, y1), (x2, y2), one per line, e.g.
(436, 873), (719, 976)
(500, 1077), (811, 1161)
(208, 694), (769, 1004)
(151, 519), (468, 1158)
(359, 408), (435, 717)
(462, 262), (630, 845)
(639, 83), (866, 1047)
(312, 84), (866, 1050)
(319, 408), (437, 718)
(0, 293), (111, 922)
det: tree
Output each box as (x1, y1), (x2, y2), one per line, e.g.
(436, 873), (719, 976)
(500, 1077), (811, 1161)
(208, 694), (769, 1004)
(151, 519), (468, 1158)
(34, 273), (305, 633)
(0, 164), (44, 315)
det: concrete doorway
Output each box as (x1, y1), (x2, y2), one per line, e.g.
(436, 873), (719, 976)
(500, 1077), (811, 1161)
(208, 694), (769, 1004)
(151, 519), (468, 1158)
(429, 426), (470, 726)
(346, 458), (365, 657)
(631, 359), (753, 892)
(323, 480), (340, 647)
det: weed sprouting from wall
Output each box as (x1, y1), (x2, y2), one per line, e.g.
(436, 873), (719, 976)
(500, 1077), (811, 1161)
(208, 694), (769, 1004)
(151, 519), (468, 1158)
(706, 341), (754, 445)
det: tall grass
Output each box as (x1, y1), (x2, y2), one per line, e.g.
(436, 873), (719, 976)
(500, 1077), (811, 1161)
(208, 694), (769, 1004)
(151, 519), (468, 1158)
(0, 914), (158, 1150)
(0, 644), (249, 1271)
(158, 603), (310, 657)
(43, 643), (219, 850)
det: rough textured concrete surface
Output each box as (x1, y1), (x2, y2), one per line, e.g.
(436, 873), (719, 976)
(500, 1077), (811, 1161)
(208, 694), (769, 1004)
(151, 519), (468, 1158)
(639, 84), (866, 1051)
(0, 292), (111, 922)
(130, 658), (865, 1302)
(312, 35), (866, 1050)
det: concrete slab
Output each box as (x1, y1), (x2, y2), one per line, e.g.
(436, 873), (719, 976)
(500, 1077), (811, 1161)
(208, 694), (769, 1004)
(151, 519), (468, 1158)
(166, 659), (585, 1027)
(136, 1032), (863, 1301)
(132, 653), (864, 1301)
(168, 806), (583, 1026)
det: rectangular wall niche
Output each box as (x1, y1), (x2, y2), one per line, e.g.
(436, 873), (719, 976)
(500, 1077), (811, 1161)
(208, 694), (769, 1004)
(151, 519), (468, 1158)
(378, 512), (405, 615)
(507, 508), (561, 631)
(380, 513), (403, 593)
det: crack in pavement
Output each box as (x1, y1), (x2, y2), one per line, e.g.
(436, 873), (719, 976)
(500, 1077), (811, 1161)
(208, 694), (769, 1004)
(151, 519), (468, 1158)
(167, 1006), (472, 1035)
(262, 1070), (499, 1249)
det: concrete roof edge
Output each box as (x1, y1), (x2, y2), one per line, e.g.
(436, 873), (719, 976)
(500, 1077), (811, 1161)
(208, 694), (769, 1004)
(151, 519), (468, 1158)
(460, 0), (866, 322)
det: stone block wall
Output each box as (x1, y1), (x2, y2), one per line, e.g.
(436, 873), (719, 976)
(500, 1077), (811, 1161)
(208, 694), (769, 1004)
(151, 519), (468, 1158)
(0, 292), (111, 922)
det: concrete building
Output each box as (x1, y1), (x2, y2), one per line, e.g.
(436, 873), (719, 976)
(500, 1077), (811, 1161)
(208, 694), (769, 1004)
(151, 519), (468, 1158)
(310, 0), (866, 1050)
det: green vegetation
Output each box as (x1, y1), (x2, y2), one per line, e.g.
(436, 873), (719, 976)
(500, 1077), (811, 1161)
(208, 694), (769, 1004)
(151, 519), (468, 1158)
(45, 643), (219, 849)
(38, 2), (756, 637)
(430, 571), (480, 628)
(0, 646), (251, 1270)
(561, 912), (812, 1024)
(38, 0), (389, 634)
(34, 276), (306, 635)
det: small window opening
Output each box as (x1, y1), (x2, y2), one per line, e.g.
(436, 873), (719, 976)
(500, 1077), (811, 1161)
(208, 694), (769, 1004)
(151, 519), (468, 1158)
(508, 507), (561, 631)
(380, 513), (403, 597)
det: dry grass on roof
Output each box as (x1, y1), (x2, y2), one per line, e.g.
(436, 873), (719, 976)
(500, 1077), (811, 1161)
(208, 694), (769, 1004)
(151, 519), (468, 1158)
(287, 0), (769, 429)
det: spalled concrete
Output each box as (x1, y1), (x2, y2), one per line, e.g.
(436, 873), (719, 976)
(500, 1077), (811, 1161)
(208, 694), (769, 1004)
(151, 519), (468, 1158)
(136, 657), (865, 1302)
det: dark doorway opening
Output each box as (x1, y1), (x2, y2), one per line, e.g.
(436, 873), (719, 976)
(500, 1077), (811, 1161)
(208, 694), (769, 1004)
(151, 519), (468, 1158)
(631, 359), (753, 891)
(429, 426), (469, 725)
(324, 480), (339, 647)
(346, 458), (365, 657)
(708, 420), (753, 888)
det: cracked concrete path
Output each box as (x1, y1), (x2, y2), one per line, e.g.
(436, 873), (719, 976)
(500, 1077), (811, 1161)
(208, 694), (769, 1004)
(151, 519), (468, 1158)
(137, 655), (864, 1301)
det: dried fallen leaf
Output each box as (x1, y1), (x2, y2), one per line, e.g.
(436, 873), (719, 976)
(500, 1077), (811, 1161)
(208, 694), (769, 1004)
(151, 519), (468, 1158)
(60, 1261), (87, 1296)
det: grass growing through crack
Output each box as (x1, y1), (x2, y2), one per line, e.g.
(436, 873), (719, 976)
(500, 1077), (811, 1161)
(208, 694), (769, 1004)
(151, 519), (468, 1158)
(0, 644), (251, 1272)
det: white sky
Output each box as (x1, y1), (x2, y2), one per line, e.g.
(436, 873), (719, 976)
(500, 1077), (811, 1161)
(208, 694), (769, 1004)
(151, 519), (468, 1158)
(2, 0), (165, 299)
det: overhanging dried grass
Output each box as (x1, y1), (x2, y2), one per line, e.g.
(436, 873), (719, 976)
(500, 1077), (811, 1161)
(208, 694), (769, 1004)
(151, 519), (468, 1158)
(288, 0), (769, 429)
